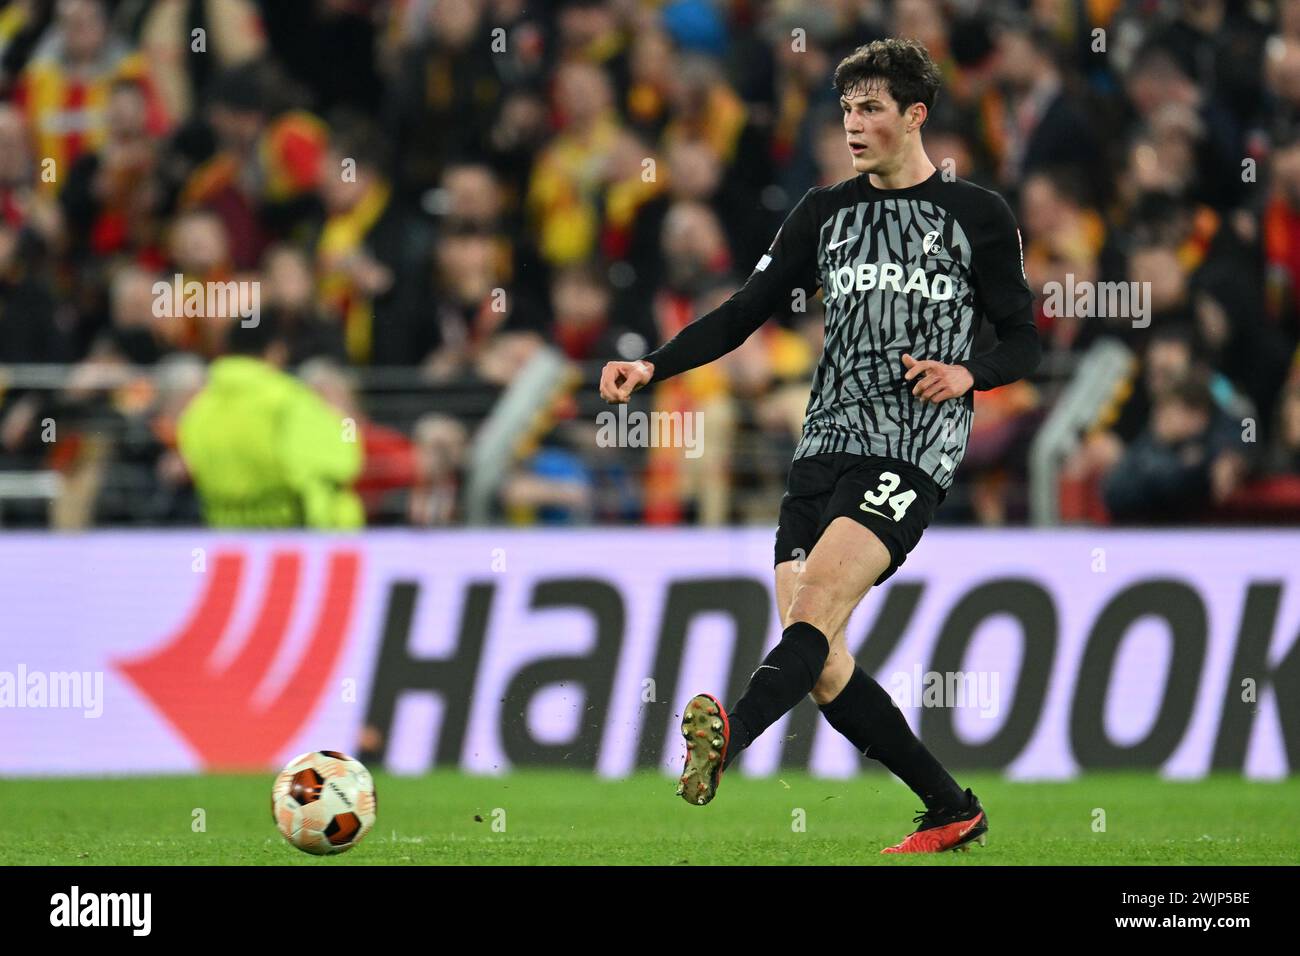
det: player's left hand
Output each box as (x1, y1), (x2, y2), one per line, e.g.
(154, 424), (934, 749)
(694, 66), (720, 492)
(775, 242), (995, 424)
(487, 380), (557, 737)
(902, 354), (975, 404)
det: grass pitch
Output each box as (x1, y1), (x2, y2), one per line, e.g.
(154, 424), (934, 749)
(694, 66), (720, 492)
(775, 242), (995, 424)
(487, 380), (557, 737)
(6, 771), (1298, 865)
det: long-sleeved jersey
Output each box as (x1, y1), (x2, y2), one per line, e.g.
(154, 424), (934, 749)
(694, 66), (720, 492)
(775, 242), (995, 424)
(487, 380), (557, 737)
(640, 169), (1041, 489)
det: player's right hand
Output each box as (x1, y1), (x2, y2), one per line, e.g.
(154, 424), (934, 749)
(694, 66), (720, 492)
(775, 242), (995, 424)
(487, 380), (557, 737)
(599, 359), (655, 403)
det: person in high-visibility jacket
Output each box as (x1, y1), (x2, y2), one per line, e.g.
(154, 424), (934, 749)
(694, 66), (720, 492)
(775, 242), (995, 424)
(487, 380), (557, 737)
(179, 315), (364, 528)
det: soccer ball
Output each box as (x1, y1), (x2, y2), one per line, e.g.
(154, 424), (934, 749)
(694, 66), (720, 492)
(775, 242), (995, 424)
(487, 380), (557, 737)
(271, 751), (377, 855)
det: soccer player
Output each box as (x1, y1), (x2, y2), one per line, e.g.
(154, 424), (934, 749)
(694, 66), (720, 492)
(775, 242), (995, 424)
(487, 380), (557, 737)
(598, 39), (1040, 853)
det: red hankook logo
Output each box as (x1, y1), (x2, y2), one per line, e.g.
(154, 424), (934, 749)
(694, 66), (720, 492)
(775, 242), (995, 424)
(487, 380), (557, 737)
(116, 550), (361, 769)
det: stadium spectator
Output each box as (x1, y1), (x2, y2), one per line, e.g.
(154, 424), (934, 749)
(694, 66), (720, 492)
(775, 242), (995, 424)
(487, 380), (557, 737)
(662, 53), (773, 268)
(625, 26), (674, 141)
(0, 220), (65, 490)
(1104, 378), (1248, 523)
(316, 123), (436, 366)
(556, 0), (631, 90)
(408, 412), (467, 526)
(527, 60), (624, 267)
(1143, 0), (1269, 136)
(259, 243), (345, 366)
(0, 1), (54, 97)
(163, 207), (240, 356)
(483, 87), (549, 216)
(1269, 354), (1300, 475)
(179, 65), (326, 270)
(0, 102), (61, 258)
(549, 262), (618, 362)
(387, 0), (501, 200)
(764, 5), (843, 201)
(1264, 130), (1300, 350)
(91, 351), (203, 525)
(987, 16), (1100, 202)
(133, 0), (266, 124)
(1019, 167), (1106, 354)
(300, 355), (417, 525)
(1061, 327), (1200, 523)
(434, 162), (504, 232)
(1122, 42), (1244, 210)
(102, 263), (181, 365)
(425, 222), (546, 380)
(0, 222), (63, 368)
(59, 77), (162, 266)
(12, 0), (168, 195)
(502, 438), (594, 525)
(253, 0), (378, 117)
(1266, 9), (1300, 134)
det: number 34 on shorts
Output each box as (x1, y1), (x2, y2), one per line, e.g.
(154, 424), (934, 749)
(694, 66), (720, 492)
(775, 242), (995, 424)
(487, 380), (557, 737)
(859, 471), (916, 522)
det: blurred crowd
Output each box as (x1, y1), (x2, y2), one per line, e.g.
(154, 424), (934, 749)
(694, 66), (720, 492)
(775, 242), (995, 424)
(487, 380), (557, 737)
(0, 0), (1298, 528)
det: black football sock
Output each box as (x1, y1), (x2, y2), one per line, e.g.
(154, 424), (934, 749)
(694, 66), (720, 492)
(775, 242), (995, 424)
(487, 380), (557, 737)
(723, 621), (829, 770)
(818, 665), (966, 812)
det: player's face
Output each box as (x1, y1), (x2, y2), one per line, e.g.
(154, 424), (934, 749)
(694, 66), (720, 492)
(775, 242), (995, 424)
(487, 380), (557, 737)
(840, 81), (913, 175)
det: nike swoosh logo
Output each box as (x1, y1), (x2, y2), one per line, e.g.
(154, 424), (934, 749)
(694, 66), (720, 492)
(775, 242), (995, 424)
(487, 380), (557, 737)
(828, 234), (859, 250)
(859, 504), (894, 520)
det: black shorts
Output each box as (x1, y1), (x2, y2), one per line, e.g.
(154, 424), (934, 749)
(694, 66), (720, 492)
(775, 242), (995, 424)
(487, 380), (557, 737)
(774, 452), (944, 584)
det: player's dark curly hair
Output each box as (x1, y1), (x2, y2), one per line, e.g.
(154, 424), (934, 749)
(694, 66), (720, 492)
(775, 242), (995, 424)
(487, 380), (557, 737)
(832, 38), (942, 124)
